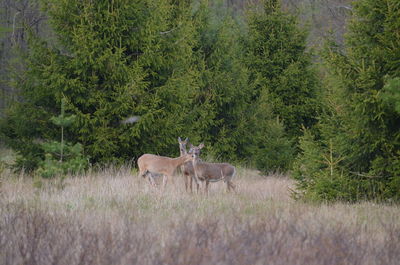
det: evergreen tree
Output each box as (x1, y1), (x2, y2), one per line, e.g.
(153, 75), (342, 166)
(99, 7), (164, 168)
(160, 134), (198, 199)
(293, 0), (400, 201)
(236, 73), (295, 173)
(244, 0), (319, 141)
(238, 0), (320, 172)
(0, 0), (198, 169)
(189, 1), (252, 162)
(37, 98), (88, 178)
(250, 95), (294, 173)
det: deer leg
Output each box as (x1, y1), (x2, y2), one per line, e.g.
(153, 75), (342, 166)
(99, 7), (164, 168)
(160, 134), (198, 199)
(184, 173), (189, 192)
(205, 181), (209, 195)
(228, 181), (236, 192)
(193, 177), (200, 194)
(192, 174), (201, 194)
(190, 172), (198, 194)
(162, 174), (168, 189)
(147, 173), (156, 186)
(138, 169), (146, 178)
(189, 174), (193, 193)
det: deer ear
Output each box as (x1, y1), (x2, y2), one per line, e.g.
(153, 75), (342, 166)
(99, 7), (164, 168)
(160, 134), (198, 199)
(199, 143), (204, 149)
(184, 137), (189, 143)
(178, 137), (182, 142)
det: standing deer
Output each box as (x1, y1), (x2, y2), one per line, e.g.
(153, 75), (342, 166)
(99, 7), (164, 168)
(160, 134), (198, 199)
(178, 137), (199, 193)
(190, 143), (236, 193)
(137, 153), (192, 188)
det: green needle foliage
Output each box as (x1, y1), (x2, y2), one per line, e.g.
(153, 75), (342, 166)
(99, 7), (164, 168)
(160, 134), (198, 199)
(37, 98), (88, 178)
(1, 0), (198, 169)
(293, 0), (400, 202)
(189, 0), (252, 162)
(244, 0), (319, 141)
(380, 77), (400, 114)
(240, 0), (320, 172)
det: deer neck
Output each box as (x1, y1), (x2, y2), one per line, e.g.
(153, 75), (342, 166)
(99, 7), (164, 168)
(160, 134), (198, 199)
(191, 157), (204, 184)
(192, 157), (202, 169)
(172, 155), (189, 168)
(180, 149), (187, 156)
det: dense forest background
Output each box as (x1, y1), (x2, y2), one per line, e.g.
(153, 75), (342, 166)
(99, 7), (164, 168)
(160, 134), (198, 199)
(0, 0), (399, 202)
(0, 0), (352, 116)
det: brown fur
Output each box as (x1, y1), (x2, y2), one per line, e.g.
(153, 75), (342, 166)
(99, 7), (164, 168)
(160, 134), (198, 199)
(137, 153), (192, 187)
(190, 144), (236, 193)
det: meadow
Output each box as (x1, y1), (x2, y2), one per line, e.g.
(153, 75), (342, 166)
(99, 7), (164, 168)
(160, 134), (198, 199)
(1, 165), (399, 265)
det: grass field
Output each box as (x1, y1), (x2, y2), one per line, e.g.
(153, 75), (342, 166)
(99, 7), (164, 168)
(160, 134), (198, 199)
(1, 165), (400, 265)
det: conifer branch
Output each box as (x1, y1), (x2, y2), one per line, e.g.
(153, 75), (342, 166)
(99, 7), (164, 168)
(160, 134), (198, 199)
(160, 28), (176, 35)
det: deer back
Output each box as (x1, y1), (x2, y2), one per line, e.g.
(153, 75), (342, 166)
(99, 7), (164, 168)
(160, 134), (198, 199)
(138, 154), (176, 176)
(195, 161), (235, 181)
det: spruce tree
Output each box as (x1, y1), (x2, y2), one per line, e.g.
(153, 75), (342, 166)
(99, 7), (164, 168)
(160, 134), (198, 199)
(189, 1), (252, 162)
(244, 0), (319, 141)
(239, 0), (320, 172)
(0, 0), (198, 168)
(37, 98), (88, 178)
(293, 0), (400, 201)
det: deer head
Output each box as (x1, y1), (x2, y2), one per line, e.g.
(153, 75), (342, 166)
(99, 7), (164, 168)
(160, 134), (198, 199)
(178, 137), (189, 155)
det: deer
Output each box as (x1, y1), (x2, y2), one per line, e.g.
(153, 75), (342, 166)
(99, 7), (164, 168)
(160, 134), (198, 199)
(137, 152), (192, 188)
(178, 137), (199, 193)
(190, 143), (236, 193)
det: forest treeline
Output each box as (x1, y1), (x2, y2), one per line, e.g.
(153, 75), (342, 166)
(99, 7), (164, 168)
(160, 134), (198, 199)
(0, 0), (399, 202)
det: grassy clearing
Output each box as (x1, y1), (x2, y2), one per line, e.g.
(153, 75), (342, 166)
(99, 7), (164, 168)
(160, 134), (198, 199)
(1, 166), (399, 265)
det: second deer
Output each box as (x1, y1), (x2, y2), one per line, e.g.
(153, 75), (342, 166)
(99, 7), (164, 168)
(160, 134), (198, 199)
(178, 137), (199, 193)
(190, 143), (236, 193)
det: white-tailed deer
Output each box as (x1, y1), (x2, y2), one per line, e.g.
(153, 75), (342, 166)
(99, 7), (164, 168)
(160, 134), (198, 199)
(190, 143), (236, 193)
(137, 153), (192, 188)
(178, 137), (198, 193)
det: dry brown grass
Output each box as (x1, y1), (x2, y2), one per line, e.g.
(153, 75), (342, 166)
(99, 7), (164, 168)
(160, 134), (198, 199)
(1, 165), (399, 265)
